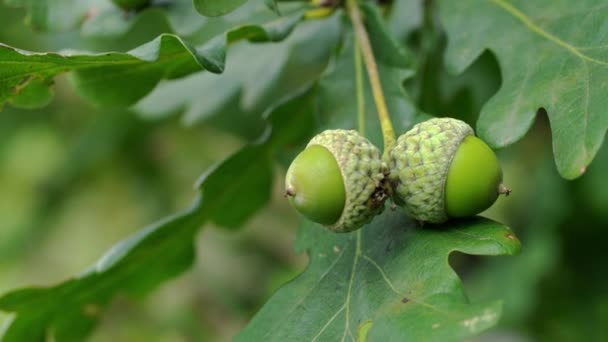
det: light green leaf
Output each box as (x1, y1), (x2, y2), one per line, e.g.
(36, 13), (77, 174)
(7, 78), (53, 109)
(238, 211), (521, 341)
(439, 0), (608, 179)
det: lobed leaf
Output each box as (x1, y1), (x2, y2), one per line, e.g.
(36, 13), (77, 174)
(193, 0), (250, 17)
(2, 0), (103, 31)
(238, 211), (521, 341)
(387, 0), (424, 42)
(135, 16), (341, 128)
(0, 11), (303, 109)
(439, 0), (608, 179)
(317, 30), (421, 150)
(81, 0), (209, 38)
(361, 3), (413, 69)
(0, 86), (318, 340)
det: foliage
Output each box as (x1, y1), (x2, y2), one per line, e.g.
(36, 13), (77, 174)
(0, 0), (606, 341)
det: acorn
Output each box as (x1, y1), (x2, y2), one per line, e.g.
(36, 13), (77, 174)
(285, 129), (388, 233)
(388, 118), (510, 224)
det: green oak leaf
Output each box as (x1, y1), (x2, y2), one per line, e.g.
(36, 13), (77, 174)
(439, 0), (608, 179)
(81, 0), (207, 38)
(264, 0), (280, 16)
(317, 31), (422, 150)
(0, 11), (303, 108)
(0, 87), (317, 340)
(387, 0), (424, 41)
(194, 0), (249, 17)
(2, 0), (103, 31)
(135, 15), (340, 128)
(361, 3), (413, 69)
(238, 211), (521, 341)
(82, 0), (289, 41)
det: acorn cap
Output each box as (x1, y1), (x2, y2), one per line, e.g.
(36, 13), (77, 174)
(303, 129), (387, 232)
(389, 118), (473, 223)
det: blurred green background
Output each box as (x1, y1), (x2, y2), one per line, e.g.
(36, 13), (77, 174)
(0, 1), (607, 341)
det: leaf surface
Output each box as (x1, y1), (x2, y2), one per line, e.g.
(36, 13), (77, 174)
(2, 0), (103, 31)
(135, 16), (341, 128)
(0, 86), (318, 341)
(317, 7), (422, 150)
(238, 211), (521, 341)
(440, 0), (608, 178)
(0, 11), (303, 108)
(193, 0), (249, 17)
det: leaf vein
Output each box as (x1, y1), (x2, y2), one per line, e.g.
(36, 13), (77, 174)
(491, 0), (608, 66)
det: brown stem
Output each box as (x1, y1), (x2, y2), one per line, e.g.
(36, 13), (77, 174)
(346, 0), (396, 157)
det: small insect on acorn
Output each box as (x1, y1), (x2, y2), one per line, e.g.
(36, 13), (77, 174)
(388, 117), (510, 224)
(285, 129), (388, 233)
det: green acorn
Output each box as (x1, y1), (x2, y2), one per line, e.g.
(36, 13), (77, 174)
(285, 129), (387, 233)
(388, 118), (510, 224)
(111, 0), (151, 10)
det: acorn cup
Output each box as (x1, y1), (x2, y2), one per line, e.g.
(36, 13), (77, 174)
(388, 117), (511, 224)
(285, 129), (388, 233)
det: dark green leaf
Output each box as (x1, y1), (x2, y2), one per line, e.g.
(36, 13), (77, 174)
(81, 0), (207, 38)
(135, 17), (340, 127)
(238, 211), (521, 341)
(439, 0), (608, 179)
(2, 0), (105, 31)
(317, 31), (421, 149)
(198, 145), (273, 229)
(387, 0), (424, 41)
(265, 85), (317, 150)
(361, 2), (413, 69)
(0, 12), (303, 108)
(193, 0), (249, 17)
(265, 0), (281, 16)
(0, 86), (318, 340)
(0, 199), (205, 341)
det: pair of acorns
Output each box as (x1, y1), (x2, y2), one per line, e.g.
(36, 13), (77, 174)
(285, 118), (511, 232)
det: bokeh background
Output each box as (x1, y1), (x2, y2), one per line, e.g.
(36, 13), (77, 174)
(0, 1), (606, 341)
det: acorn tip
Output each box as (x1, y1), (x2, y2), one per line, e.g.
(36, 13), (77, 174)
(284, 187), (296, 198)
(498, 184), (512, 196)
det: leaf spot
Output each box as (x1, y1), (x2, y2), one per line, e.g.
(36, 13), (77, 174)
(401, 297), (409, 304)
(333, 245), (341, 253)
(82, 304), (101, 317)
(580, 165), (587, 175)
(461, 310), (497, 332)
(432, 323), (440, 329)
